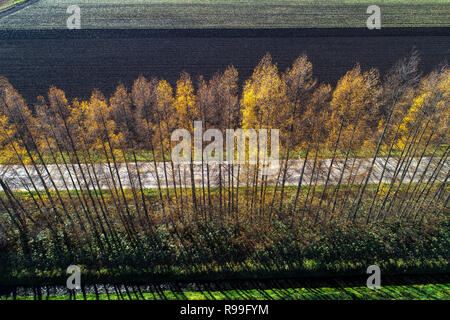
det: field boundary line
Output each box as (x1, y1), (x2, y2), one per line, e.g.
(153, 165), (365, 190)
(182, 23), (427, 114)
(0, 0), (39, 20)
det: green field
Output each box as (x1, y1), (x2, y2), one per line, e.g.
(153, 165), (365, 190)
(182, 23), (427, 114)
(0, 0), (449, 29)
(3, 281), (450, 300)
(0, 0), (26, 12)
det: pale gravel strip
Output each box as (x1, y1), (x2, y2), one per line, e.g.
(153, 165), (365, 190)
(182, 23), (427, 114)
(0, 157), (447, 191)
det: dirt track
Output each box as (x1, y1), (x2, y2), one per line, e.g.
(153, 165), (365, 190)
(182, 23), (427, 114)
(0, 157), (447, 191)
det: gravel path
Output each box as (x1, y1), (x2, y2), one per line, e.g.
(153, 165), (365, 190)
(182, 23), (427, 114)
(0, 157), (447, 191)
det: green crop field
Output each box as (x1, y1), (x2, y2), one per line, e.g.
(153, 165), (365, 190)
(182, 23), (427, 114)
(3, 281), (450, 300)
(0, 0), (449, 29)
(0, 0), (26, 12)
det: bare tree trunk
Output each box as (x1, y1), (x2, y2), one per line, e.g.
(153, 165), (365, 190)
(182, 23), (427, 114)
(351, 106), (396, 222)
(397, 132), (434, 219)
(384, 120), (430, 219)
(411, 147), (449, 221)
(302, 148), (318, 222)
(314, 121), (343, 225)
(291, 147), (310, 227)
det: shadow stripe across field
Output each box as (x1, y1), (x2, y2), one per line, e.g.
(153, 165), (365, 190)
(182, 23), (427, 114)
(1, 274), (450, 300)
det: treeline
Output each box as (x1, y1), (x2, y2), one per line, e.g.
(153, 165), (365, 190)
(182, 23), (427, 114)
(0, 50), (448, 284)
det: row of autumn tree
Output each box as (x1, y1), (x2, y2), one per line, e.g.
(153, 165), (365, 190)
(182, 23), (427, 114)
(0, 50), (448, 230)
(1, 51), (448, 163)
(0, 50), (448, 276)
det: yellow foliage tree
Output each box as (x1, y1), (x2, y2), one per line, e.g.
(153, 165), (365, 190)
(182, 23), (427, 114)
(329, 65), (380, 155)
(174, 72), (199, 132)
(241, 54), (289, 131)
